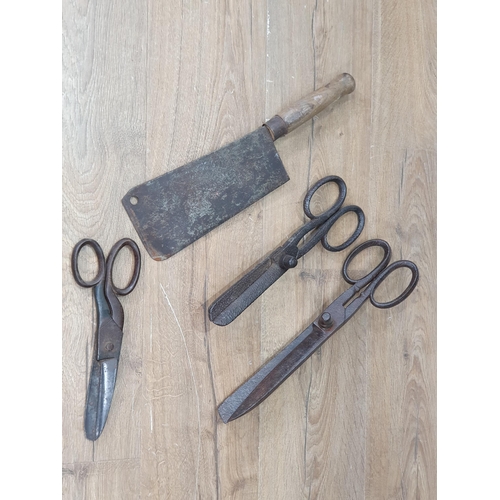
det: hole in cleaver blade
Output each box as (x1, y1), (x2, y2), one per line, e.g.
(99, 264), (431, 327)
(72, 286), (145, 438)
(122, 126), (290, 261)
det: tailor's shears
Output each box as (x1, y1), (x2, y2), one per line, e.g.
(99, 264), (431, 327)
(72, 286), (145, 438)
(218, 239), (419, 423)
(71, 238), (141, 440)
(208, 175), (365, 326)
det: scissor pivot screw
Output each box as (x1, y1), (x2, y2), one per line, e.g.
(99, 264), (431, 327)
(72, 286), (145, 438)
(280, 255), (298, 269)
(105, 342), (114, 351)
(318, 312), (334, 329)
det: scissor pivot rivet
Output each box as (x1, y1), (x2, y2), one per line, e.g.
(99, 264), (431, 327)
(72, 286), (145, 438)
(319, 312), (334, 328)
(105, 342), (114, 351)
(280, 255), (298, 269)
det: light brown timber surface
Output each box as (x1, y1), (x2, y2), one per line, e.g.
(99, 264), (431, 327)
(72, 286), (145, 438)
(62, 1), (436, 498)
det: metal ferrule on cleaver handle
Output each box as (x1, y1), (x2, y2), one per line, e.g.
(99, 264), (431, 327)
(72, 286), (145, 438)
(122, 73), (355, 261)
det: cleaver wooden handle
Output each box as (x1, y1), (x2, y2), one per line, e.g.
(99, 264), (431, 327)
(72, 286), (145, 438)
(264, 73), (355, 140)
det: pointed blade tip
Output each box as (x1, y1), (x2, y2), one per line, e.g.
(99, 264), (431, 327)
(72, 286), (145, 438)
(212, 317), (229, 327)
(85, 430), (100, 441)
(84, 413), (103, 441)
(217, 407), (231, 424)
(218, 399), (245, 423)
(208, 306), (231, 327)
(218, 399), (253, 423)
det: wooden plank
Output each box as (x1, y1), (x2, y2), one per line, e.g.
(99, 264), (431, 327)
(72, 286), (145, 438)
(366, 0), (437, 498)
(62, 0), (147, 482)
(256, 1), (375, 499)
(62, 0), (436, 498)
(257, 2), (316, 497)
(62, 460), (140, 500)
(140, 1), (267, 498)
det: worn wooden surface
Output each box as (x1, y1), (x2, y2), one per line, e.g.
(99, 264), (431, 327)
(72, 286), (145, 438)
(62, 0), (436, 498)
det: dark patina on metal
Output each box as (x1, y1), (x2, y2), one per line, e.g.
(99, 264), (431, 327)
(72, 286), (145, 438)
(122, 74), (356, 261)
(122, 126), (289, 261)
(217, 239), (419, 423)
(208, 176), (365, 326)
(71, 238), (141, 440)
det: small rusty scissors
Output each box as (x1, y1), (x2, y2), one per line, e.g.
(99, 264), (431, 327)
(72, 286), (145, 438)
(208, 175), (365, 326)
(218, 239), (419, 423)
(71, 238), (141, 440)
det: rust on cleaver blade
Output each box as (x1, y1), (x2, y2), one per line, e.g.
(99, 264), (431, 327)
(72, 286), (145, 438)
(122, 73), (355, 260)
(122, 126), (288, 261)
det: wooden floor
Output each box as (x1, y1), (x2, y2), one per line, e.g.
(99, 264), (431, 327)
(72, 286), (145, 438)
(62, 0), (436, 498)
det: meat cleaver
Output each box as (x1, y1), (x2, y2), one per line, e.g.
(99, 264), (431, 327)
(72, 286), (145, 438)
(122, 73), (355, 260)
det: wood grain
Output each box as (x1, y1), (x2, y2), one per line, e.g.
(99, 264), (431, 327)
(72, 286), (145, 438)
(62, 0), (436, 498)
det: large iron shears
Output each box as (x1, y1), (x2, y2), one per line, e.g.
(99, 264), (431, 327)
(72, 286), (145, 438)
(218, 239), (419, 423)
(209, 175), (365, 326)
(71, 238), (141, 440)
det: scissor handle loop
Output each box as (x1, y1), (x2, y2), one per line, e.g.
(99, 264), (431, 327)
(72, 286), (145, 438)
(343, 239), (419, 309)
(71, 238), (106, 287)
(369, 260), (419, 309)
(105, 238), (141, 296)
(320, 205), (365, 252)
(342, 239), (392, 285)
(303, 175), (347, 220)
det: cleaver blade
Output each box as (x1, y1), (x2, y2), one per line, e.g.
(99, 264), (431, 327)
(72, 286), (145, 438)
(123, 127), (287, 261)
(122, 73), (355, 260)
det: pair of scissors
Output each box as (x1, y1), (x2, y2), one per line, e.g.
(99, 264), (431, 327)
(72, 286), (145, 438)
(208, 175), (365, 326)
(218, 239), (419, 423)
(71, 238), (141, 440)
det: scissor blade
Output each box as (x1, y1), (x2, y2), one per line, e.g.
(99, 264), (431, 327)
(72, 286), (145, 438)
(84, 357), (118, 440)
(218, 324), (332, 423)
(208, 249), (288, 326)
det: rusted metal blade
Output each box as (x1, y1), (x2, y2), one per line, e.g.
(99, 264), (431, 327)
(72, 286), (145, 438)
(218, 324), (333, 423)
(84, 357), (118, 440)
(208, 245), (293, 326)
(84, 283), (122, 440)
(122, 127), (289, 261)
